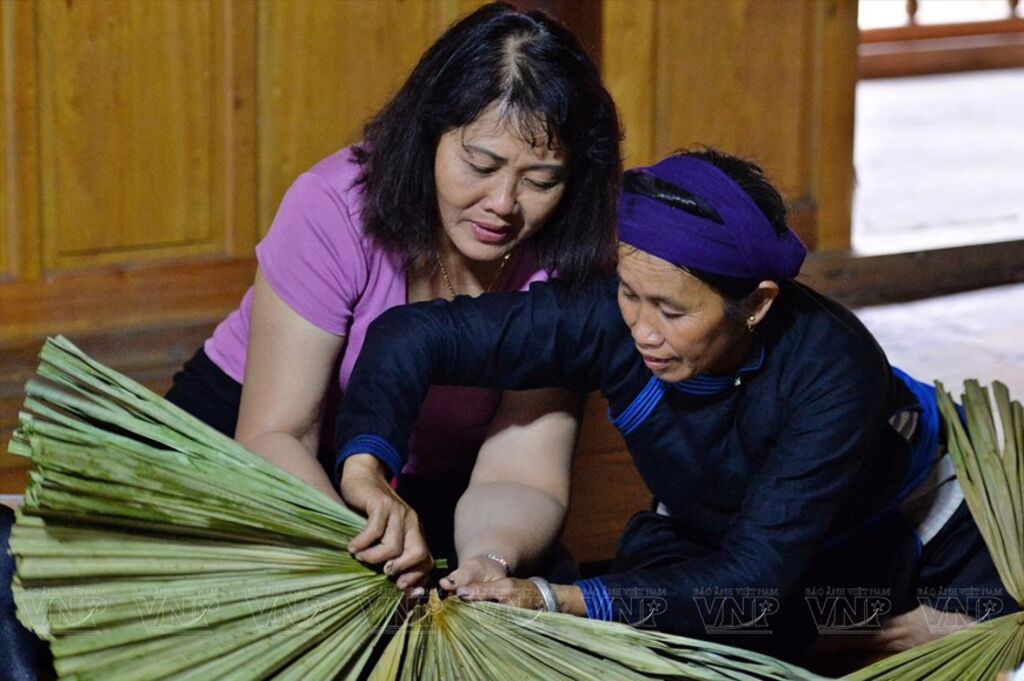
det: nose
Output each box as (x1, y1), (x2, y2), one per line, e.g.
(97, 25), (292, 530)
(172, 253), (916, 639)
(627, 305), (663, 349)
(482, 173), (519, 218)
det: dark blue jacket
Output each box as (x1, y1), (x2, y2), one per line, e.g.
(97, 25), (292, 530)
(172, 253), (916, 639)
(334, 276), (920, 650)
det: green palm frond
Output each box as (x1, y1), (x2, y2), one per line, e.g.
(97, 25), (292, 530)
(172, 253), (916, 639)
(8, 336), (827, 680)
(844, 380), (1024, 681)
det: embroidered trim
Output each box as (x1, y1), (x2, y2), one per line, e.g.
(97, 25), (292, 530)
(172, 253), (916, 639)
(335, 434), (403, 482)
(576, 578), (614, 621)
(671, 343), (766, 396)
(609, 375), (666, 435)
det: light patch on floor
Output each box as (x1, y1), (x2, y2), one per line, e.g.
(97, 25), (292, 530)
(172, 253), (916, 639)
(853, 69), (1024, 255)
(855, 283), (1024, 397)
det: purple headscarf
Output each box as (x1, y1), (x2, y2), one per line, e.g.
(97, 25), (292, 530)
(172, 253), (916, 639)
(617, 155), (806, 281)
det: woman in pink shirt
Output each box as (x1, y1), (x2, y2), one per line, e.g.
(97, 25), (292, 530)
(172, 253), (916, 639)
(164, 3), (622, 589)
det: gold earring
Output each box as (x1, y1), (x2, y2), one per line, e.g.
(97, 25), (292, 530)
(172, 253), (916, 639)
(746, 315), (756, 333)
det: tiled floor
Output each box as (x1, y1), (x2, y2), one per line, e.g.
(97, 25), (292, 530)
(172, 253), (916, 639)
(854, 282), (1024, 397)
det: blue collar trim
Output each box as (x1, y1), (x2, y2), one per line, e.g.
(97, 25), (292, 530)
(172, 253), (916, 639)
(609, 344), (766, 435)
(670, 343), (766, 396)
(609, 375), (665, 436)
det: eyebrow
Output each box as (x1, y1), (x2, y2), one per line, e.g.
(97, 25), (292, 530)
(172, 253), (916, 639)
(463, 143), (565, 173)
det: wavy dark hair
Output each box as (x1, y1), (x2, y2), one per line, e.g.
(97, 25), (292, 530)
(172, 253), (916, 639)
(352, 2), (622, 286)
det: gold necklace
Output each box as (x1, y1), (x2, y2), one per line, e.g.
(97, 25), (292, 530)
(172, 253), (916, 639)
(436, 251), (514, 300)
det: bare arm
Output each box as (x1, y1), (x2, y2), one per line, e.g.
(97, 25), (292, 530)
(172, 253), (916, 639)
(234, 269), (345, 501)
(440, 387), (583, 590)
(238, 271), (432, 585)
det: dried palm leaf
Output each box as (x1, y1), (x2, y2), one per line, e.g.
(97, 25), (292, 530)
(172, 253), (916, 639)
(9, 337), (827, 680)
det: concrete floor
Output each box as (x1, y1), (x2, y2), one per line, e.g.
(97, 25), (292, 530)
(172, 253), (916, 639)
(855, 282), (1024, 397)
(853, 69), (1024, 255)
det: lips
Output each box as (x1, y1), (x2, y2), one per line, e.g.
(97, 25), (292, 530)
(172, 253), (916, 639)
(640, 354), (673, 371)
(471, 221), (511, 245)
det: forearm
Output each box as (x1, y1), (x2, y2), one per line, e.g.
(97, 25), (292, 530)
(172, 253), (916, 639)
(239, 431), (342, 503)
(453, 481), (567, 575)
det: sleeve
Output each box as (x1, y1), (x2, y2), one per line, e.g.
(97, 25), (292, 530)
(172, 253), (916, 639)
(589, 342), (891, 646)
(333, 278), (621, 480)
(255, 172), (367, 335)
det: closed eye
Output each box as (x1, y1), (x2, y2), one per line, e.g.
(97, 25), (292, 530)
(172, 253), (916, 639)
(525, 177), (560, 191)
(466, 160), (498, 175)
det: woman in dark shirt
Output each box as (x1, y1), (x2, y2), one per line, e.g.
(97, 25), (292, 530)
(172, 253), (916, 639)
(334, 149), (1014, 660)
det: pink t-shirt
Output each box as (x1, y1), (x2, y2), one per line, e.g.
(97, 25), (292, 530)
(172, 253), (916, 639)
(205, 147), (551, 476)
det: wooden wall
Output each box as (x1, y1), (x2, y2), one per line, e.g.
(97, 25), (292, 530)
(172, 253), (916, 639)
(603, 0), (858, 251)
(1, 0), (860, 563)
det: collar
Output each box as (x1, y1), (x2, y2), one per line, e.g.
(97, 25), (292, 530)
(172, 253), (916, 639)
(669, 342), (765, 397)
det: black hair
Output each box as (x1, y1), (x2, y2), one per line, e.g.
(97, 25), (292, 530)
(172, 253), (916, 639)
(352, 2), (622, 286)
(622, 147), (791, 320)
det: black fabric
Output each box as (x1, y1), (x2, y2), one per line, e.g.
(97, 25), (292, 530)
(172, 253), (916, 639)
(333, 275), (1012, 659)
(164, 346), (243, 437)
(1, 506), (53, 681)
(911, 500), (1018, 620)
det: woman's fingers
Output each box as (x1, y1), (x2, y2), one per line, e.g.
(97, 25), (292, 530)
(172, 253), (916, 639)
(440, 555), (508, 592)
(347, 502), (388, 554)
(388, 517), (431, 576)
(338, 456), (433, 581)
(456, 578), (541, 609)
(395, 553), (435, 591)
(355, 507), (406, 564)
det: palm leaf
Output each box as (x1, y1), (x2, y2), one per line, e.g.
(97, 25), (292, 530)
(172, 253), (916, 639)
(9, 337), (400, 680)
(8, 337), (829, 679)
(843, 380), (1024, 680)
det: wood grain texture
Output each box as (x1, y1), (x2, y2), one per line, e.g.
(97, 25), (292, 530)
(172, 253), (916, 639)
(602, 0), (657, 166)
(601, 0), (860, 251)
(255, 0), (485, 232)
(860, 33), (1024, 79)
(1, 0), (42, 282)
(654, 0), (811, 197)
(809, 0), (859, 251)
(564, 393), (649, 564)
(0, 321), (218, 494)
(0, 258), (255, 346)
(0, 3), (8, 281)
(37, 0), (215, 265)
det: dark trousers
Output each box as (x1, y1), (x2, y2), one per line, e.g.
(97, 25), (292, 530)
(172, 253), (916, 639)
(1, 506), (52, 681)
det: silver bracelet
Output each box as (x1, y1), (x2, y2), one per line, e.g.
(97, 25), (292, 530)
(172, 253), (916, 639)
(484, 553), (511, 576)
(528, 576), (559, 613)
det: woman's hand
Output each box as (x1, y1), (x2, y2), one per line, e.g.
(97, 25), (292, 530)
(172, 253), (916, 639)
(451, 576), (586, 615)
(439, 554), (510, 593)
(340, 454), (433, 589)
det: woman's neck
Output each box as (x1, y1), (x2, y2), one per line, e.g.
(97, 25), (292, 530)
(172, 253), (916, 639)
(406, 239), (514, 303)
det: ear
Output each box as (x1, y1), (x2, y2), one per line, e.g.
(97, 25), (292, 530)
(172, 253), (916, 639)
(745, 281), (779, 329)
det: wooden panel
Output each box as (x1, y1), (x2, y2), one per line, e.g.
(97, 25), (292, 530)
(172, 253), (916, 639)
(860, 33), (1024, 79)
(256, 0), (486, 232)
(602, 0), (860, 251)
(1, 321), (218, 495)
(655, 0), (812, 198)
(0, 258), (255, 347)
(801, 239), (1024, 308)
(34, 0), (255, 270)
(602, 0), (657, 166)
(564, 393), (649, 564)
(0, 4), (8, 281)
(861, 17), (1024, 43)
(809, 0), (859, 251)
(1, 0), (42, 282)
